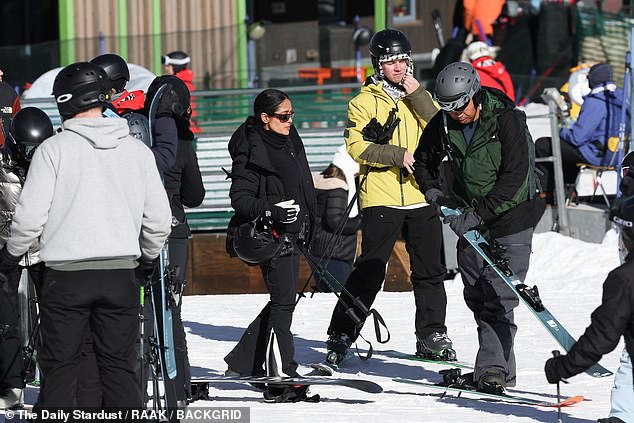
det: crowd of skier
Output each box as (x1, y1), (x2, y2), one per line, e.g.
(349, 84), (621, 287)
(0, 23), (632, 423)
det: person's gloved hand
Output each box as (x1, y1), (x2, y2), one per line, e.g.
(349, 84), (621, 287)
(136, 257), (160, 283)
(0, 246), (22, 274)
(544, 355), (569, 384)
(443, 210), (482, 236)
(271, 200), (300, 224)
(424, 188), (445, 213)
(361, 109), (400, 145)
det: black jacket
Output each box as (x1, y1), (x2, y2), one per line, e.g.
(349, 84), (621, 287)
(227, 120), (316, 245)
(164, 138), (205, 238)
(310, 174), (360, 263)
(555, 258), (634, 385)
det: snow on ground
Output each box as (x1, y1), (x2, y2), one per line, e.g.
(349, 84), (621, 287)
(179, 229), (623, 423)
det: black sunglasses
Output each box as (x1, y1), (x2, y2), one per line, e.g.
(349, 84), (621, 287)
(268, 111), (295, 122)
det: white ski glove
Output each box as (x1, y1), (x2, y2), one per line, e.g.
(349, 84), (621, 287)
(272, 199), (300, 224)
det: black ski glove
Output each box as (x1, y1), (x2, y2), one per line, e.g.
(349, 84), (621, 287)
(0, 246), (21, 274)
(361, 109), (400, 145)
(544, 355), (570, 384)
(443, 210), (482, 236)
(136, 257), (160, 283)
(424, 188), (446, 215)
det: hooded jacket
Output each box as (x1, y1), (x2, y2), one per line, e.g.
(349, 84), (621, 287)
(559, 84), (629, 167)
(6, 117), (172, 267)
(227, 119), (316, 246)
(344, 79), (437, 209)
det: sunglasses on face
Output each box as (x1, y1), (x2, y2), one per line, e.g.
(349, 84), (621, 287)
(268, 111), (295, 122)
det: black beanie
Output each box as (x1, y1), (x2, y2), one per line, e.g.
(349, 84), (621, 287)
(588, 63), (613, 88)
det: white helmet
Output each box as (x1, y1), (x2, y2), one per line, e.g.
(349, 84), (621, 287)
(467, 41), (492, 62)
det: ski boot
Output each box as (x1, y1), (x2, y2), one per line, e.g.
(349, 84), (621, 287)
(477, 370), (506, 395)
(325, 332), (353, 366)
(415, 332), (457, 361)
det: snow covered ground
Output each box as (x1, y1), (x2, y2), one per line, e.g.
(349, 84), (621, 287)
(14, 229), (623, 423)
(178, 229), (623, 423)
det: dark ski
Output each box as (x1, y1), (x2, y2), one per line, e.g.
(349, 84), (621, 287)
(377, 350), (473, 370)
(440, 207), (613, 378)
(393, 377), (584, 408)
(191, 375), (383, 394)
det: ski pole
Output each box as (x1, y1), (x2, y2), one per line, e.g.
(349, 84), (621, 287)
(552, 350), (564, 423)
(296, 166), (369, 300)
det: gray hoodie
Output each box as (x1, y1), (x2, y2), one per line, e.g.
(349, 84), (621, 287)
(6, 116), (172, 268)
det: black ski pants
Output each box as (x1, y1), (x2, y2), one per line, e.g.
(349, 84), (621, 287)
(225, 252), (299, 377)
(0, 267), (23, 389)
(457, 227), (533, 384)
(168, 237), (191, 402)
(34, 268), (141, 411)
(327, 205), (448, 341)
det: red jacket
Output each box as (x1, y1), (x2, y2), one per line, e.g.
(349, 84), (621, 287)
(174, 69), (201, 134)
(472, 56), (515, 102)
(113, 89), (145, 115)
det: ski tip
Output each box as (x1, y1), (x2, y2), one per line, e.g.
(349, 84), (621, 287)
(559, 395), (585, 407)
(541, 395), (585, 408)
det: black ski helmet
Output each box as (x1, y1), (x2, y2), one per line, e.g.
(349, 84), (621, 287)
(52, 62), (110, 119)
(620, 152), (634, 196)
(369, 28), (412, 77)
(7, 107), (54, 163)
(145, 75), (192, 120)
(609, 194), (634, 261)
(233, 218), (281, 265)
(161, 51), (191, 73)
(90, 53), (130, 94)
(122, 112), (151, 148)
(434, 62), (481, 112)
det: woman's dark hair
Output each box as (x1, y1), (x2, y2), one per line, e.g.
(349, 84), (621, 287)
(321, 164), (346, 181)
(253, 89), (290, 126)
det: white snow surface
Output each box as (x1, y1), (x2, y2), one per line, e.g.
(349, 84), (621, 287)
(15, 229), (623, 422)
(176, 229), (623, 423)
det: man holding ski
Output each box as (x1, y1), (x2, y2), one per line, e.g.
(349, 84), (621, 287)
(0, 62), (171, 413)
(413, 62), (545, 393)
(324, 28), (452, 365)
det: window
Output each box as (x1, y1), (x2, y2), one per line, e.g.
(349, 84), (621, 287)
(393, 0), (416, 23)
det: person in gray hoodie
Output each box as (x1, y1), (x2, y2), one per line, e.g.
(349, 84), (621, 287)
(0, 62), (171, 413)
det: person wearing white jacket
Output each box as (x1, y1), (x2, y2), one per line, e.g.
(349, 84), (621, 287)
(0, 62), (171, 412)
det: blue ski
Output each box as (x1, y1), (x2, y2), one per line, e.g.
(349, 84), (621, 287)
(441, 206), (612, 378)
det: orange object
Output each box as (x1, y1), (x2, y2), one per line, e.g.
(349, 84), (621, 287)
(337, 66), (368, 82)
(298, 67), (332, 85)
(463, 0), (505, 37)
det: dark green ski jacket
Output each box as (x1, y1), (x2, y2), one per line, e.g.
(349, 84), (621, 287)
(413, 88), (545, 237)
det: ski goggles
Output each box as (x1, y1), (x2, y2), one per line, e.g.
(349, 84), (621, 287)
(268, 111), (295, 122)
(622, 165), (631, 178)
(161, 55), (191, 66)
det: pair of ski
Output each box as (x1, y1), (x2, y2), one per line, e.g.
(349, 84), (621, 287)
(309, 352), (583, 408)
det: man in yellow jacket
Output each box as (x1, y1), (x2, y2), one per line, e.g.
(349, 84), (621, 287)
(324, 28), (453, 364)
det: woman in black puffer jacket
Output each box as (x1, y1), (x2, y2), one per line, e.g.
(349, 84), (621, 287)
(310, 146), (361, 292)
(224, 89), (316, 395)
